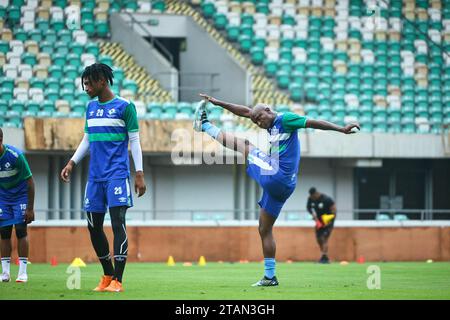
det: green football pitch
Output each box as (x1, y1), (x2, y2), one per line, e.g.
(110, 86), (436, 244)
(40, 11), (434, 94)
(0, 262), (449, 300)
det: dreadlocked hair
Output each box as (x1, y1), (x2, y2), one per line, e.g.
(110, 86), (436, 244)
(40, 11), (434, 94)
(81, 63), (114, 90)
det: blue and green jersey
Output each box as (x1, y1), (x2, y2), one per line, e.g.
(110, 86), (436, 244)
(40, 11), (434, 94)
(0, 144), (32, 202)
(267, 112), (307, 182)
(84, 96), (139, 182)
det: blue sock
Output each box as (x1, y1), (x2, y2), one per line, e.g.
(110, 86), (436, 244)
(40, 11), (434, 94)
(264, 258), (276, 279)
(202, 121), (221, 140)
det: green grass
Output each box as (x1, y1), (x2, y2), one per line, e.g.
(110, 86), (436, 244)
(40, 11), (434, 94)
(1, 262), (449, 300)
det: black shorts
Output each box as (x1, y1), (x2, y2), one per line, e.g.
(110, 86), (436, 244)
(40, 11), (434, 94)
(316, 220), (334, 239)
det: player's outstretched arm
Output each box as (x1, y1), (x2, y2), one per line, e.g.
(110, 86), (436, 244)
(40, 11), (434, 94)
(199, 93), (252, 118)
(306, 119), (360, 134)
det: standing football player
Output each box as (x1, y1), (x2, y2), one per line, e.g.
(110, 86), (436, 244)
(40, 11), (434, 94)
(195, 94), (358, 286)
(61, 63), (146, 292)
(0, 128), (35, 283)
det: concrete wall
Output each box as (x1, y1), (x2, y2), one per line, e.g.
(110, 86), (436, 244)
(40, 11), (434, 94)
(118, 13), (251, 104)
(110, 13), (178, 100)
(16, 226), (450, 263)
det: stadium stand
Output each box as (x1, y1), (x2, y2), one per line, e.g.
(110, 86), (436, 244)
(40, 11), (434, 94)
(191, 0), (450, 134)
(0, 0), (176, 127)
(0, 0), (449, 133)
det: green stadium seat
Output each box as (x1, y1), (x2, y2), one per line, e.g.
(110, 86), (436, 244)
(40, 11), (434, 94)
(96, 21), (109, 37)
(61, 78), (76, 91)
(26, 101), (40, 113)
(289, 83), (303, 102)
(376, 213), (391, 221)
(71, 100), (86, 114)
(46, 77), (60, 91)
(253, 37), (266, 50)
(163, 102), (178, 117)
(40, 41), (53, 55)
(0, 6), (5, 20)
(241, 13), (254, 25)
(151, 0), (165, 12)
(7, 6), (21, 25)
(122, 79), (138, 94)
(147, 102), (163, 117)
(0, 87), (13, 100)
(0, 99), (8, 114)
(209, 104), (222, 118)
(81, 7), (94, 21)
(112, 67), (125, 82)
(276, 70), (290, 89)
(226, 25), (239, 42)
(55, 41), (70, 55)
(67, 53), (81, 67)
(264, 60), (278, 77)
(14, 28), (27, 42)
(82, 19), (95, 36)
(85, 42), (99, 56)
(240, 23), (253, 38)
(0, 77), (14, 90)
(10, 100), (25, 114)
(28, 29), (42, 43)
(70, 42), (84, 56)
(238, 34), (252, 53)
(201, 1), (216, 18)
(250, 47), (264, 65)
(0, 41), (9, 54)
(52, 53), (66, 67)
(41, 100), (55, 113)
(50, 19), (65, 33)
(213, 13), (228, 30)
(82, 0), (95, 10)
(64, 65), (79, 80)
(36, 18), (49, 33)
(256, 2), (269, 14)
(99, 55), (113, 67)
(60, 88), (74, 102)
(75, 91), (89, 103)
(44, 88), (59, 102)
(394, 214), (408, 221)
(178, 102), (193, 117)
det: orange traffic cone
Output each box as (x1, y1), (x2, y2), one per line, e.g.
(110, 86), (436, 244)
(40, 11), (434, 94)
(50, 256), (58, 266)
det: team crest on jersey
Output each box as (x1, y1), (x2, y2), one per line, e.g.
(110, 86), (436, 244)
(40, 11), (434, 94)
(89, 111), (94, 117)
(107, 108), (116, 117)
(4, 162), (11, 169)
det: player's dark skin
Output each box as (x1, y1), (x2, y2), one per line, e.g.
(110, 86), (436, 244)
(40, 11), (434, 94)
(0, 130), (35, 261)
(199, 93), (359, 261)
(310, 191), (337, 256)
(60, 77), (146, 197)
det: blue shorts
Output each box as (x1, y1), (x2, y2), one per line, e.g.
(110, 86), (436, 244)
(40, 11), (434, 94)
(84, 178), (133, 213)
(0, 195), (28, 227)
(246, 148), (295, 218)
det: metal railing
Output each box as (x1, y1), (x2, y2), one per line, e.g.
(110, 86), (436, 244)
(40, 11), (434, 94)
(33, 208), (450, 222)
(121, 11), (174, 65)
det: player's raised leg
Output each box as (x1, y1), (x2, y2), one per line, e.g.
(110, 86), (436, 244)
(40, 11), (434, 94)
(0, 225), (13, 282)
(194, 102), (254, 159)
